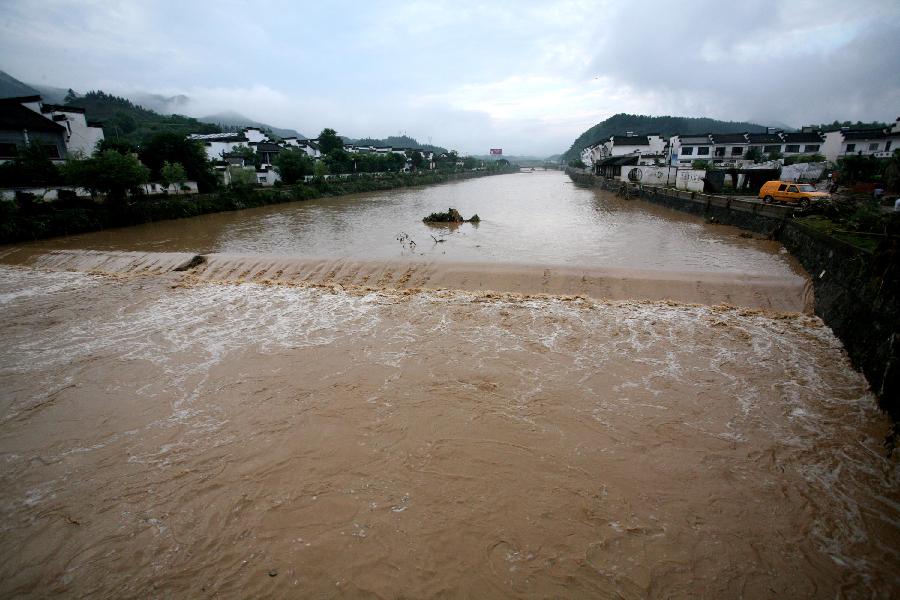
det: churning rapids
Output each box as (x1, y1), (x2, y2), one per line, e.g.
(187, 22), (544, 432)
(0, 171), (897, 598)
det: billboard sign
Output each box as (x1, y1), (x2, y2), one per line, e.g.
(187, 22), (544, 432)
(489, 148), (503, 155)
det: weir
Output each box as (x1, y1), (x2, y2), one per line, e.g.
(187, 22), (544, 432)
(6, 249), (813, 312)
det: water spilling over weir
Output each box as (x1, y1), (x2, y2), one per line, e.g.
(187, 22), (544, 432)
(0, 172), (897, 597)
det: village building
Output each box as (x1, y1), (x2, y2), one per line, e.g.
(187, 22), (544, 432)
(40, 104), (105, 157)
(189, 131), (252, 162)
(746, 132), (785, 158)
(821, 122), (899, 162)
(781, 131), (824, 158)
(709, 133), (749, 164)
(0, 96), (69, 163)
(0, 71), (105, 162)
(669, 134), (713, 167)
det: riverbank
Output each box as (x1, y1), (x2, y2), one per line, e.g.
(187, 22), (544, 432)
(567, 168), (899, 418)
(0, 169), (515, 245)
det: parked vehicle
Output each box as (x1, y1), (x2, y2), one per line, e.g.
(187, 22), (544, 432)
(758, 180), (829, 208)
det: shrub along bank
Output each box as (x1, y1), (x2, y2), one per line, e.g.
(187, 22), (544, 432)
(0, 169), (513, 245)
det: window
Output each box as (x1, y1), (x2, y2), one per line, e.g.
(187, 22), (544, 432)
(764, 145), (780, 153)
(788, 186), (798, 193)
(804, 144), (820, 152)
(886, 141), (893, 151)
(868, 143), (879, 151)
(42, 144), (60, 159)
(714, 147), (725, 157)
(0, 143), (17, 158)
(731, 147), (744, 155)
(777, 184), (787, 192)
(697, 147), (710, 155)
(785, 145), (800, 153)
(681, 146), (694, 156)
(846, 143), (856, 152)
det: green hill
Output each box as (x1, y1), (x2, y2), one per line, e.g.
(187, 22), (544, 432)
(562, 113), (770, 162)
(64, 91), (221, 146)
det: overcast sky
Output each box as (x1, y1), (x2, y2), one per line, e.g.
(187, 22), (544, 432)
(2, 0), (899, 156)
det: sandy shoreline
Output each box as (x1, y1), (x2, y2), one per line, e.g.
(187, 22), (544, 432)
(0, 249), (813, 312)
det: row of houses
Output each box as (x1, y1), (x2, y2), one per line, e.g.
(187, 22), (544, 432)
(579, 118), (900, 174)
(188, 128), (440, 186)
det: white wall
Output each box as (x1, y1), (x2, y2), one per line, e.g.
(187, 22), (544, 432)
(243, 128), (268, 143)
(623, 165), (677, 186)
(675, 168), (705, 192)
(204, 140), (251, 161)
(53, 111), (104, 156)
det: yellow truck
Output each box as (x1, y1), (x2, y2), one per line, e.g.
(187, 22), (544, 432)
(758, 180), (829, 208)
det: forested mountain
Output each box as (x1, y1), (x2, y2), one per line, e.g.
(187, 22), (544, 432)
(64, 91), (221, 145)
(562, 113), (770, 162)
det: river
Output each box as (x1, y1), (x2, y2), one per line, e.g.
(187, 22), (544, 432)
(0, 171), (896, 598)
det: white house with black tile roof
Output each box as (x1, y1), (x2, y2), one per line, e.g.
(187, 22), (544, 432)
(745, 132), (785, 158)
(709, 133), (748, 163)
(40, 104), (105, 156)
(781, 131), (824, 158)
(669, 134), (713, 166)
(188, 131), (252, 162)
(0, 96), (69, 163)
(0, 71), (105, 162)
(821, 122), (900, 161)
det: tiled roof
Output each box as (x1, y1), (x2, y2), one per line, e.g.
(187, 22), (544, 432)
(711, 133), (747, 144)
(747, 133), (782, 144)
(189, 132), (248, 141)
(782, 132), (823, 143)
(842, 129), (886, 140)
(612, 135), (649, 145)
(0, 100), (66, 134)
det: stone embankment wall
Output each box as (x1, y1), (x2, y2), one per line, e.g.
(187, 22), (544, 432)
(567, 168), (898, 418)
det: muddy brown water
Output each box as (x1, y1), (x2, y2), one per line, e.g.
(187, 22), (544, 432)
(0, 172), (897, 598)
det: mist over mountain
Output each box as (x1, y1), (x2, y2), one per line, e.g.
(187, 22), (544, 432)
(196, 111), (304, 140)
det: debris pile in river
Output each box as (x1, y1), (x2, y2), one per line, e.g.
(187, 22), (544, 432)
(423, 208), (480, 223)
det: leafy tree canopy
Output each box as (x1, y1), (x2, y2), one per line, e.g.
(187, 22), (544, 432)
(273, 149), (314, 184)
(0, 143), (63, 187)
(138, 133), (215, 191)
(318, 128), (343, 155)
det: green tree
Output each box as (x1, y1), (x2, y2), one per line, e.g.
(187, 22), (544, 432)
(0, 143), (63, 187)
(63, 150), (149, 202)
(226, 165), (256, 187)
(691, 159), (711, 170)
(744, 147), (763, 163)
(313, 161), (329, 178)
(408, 150), (425, 170)
(273, 148), (313, 184)
(139, 133), (215, 191)
(767, 149), (783, 161)
(318, 128), (343, 155)
(324, 148), (354, 174)
(160, 161), (187, 193)
(96, 138), (137, 156)
(463, 156), (480, 170)
(568, 158), (586, 169)
(63, 88), (79, 104)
